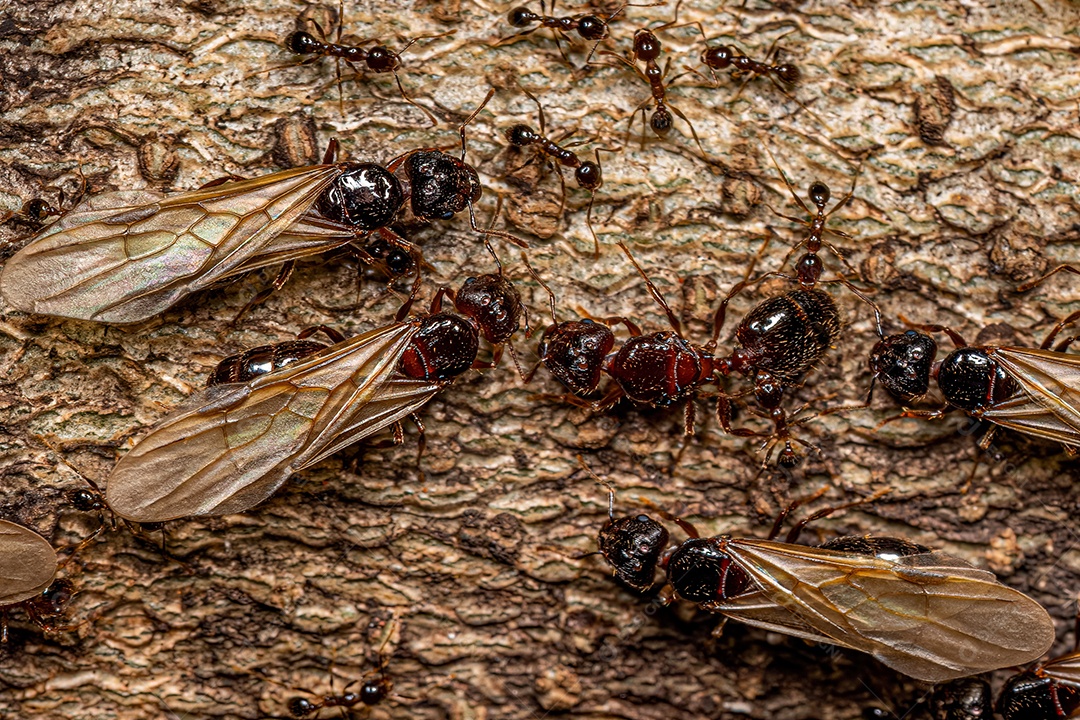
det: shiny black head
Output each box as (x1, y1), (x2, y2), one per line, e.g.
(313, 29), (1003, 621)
(576, 15), (607, 40)
(403, 150), (482, 220)
(665, 537), (751, 604)
(506, 124), (539, 147)
(539, 319), (615, 396)
(938, 347), (1016, 412)
(931, 677), (993, 720)
(398, 313), (479, 382)
(366, 45), (398, 73)
(633, 29), (661, 62)
(287, 696), (317, 718)
(285, 30), (322, 56)
(809, 182), (830, 209)
(317, 163), (404, 230)
(454, 274), (523, 345)
(869, 330), (937, 402)
(597, 514), (669, 592)
(703, 45), (733, 69)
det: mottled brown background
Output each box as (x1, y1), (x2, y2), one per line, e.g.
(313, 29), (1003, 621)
(1, 0), (1079, 718)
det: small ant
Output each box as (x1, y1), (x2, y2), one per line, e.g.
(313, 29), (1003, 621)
(601, 9), (707, 155)
(0, 198), (62, 230)
(499, 1), (660, 68)
(701, 40), (801, 90)
(264, 1), (447, 122)
(503, 86), (614, 255)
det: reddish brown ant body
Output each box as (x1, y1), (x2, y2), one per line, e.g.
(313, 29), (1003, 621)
(500, 1), (655, 67)
(503, 87), (611, 255)
(601, 17), (706, 155)
(536, 239), (717, 435)
(1, 198), (62, 230)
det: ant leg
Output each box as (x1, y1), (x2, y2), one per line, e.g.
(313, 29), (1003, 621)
(781, 487), (890, 543)
(391, 70), (439, 127)
(297, 324), (347, 344)
(615, 240), (683, 337)
(898, 318), (969, 348)
(232, 261), (296, 325)
(666, 99), (709, 159)
(1041, 308), (1080, 350)
(1017, 264), (1080, 293)
(760, 141), (812, 216)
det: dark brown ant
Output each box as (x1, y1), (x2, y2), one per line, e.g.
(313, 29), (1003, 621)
(600, 10), (707, 155)
(701, 40), (801, 90)
(499, 1), (658, 68)
(282, 618), (398, 718)
(869, 310), (1080, 455)
(705, 148), (885, 467)
(0, 578), (79, 644)
(0, 198), (63, 230)
(207, 326), (345, 386)
(533, 239), (716, 435)
(263, 0), (448, 123)
(503, 87), (613, 255)
(930, 678), (995, 720)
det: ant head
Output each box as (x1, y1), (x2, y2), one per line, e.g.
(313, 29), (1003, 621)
(808, 181), (830, 209)
(508, 6), (535, 27)
(650, 106), (673, 135)
(28, 578), (75, 618)
(575, 160), (602, 191)
(287, 697), (318, 718)
(576, 14), (609, 41)
(365, 45), (400, 73)
(538, 319), (615, 395)
(454, 274), (524, 345)
(360, 678), (389, 706)
(774, 62), (801, 85)
(505, 123), (539, 147)
(702, 45), (733, 69)
(597, 513), (669, 592)
(70, 488), (102, 512)
(632, 29), (661, 62)
(868, 331), (937, 403)
(24, 198), (59, 224)
(399, 314), (480, 382)
(403, 150), (481, 221)
(317, 163), (404, 230)
(284, 30), (321, 56)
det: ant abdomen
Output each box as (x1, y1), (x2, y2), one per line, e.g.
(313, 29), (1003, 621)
(869, 330), (937, 402)
(574, 161), (602, 190)
(285, 30), (322, 55)
(734, 289), (840, 381)
(606, 332), (711, 406)
(936, 348), (1018, 412)
(818, 536), (929, 558)
(398, 314), (479, 382)
(539, 320), (615, 396)
(208, 340), (329, 387)
(998, 671), (1080, 720)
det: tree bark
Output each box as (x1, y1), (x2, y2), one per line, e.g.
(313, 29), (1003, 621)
(1, 0), (1079, 718)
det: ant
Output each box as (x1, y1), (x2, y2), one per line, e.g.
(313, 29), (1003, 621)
(279, 618), (398, 718)
(1, 198), (62, 230)
(499, 1), (660, 68)
(264, 0), (448, 123)
(704, 146), (885, 467)
(600, 4), (707, 155)
(533, 239), (717, 436)
(700, 37), (802, 92)
(503, 86), (614, 256)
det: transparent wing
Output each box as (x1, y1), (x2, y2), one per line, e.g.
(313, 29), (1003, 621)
(983, 347), (1080, 449)
(1040, 651), (1080, 685)
(0, 520), (58, 606)
(105, 322), (432, 523)
(712, 538), (1055, 682)
(0, 165), (343, 323)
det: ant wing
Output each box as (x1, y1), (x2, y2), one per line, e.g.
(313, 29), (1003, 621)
(0, 165), (343, 324)
(713, 538), (1055, 683)
(0, 520), (58, 606)
(106, 321), (430, 523)
(705, 590), (857, 649)
(982, 347), (1080, 450)
(228, 214), (362, 275)
(1038, 651), (1080, 685)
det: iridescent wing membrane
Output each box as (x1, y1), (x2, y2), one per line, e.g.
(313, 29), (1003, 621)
(1040, 651), (1080, 685)
(106, 322), (439, 522)
(0, 165), (353, 324)
(707, 538), (1055, 683)
(982, 346), (1080, 452)
(0, 520), (58, 606)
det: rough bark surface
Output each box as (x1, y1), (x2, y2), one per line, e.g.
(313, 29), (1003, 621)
(0, 0), (1079, 718)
